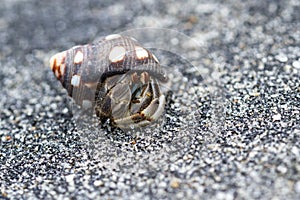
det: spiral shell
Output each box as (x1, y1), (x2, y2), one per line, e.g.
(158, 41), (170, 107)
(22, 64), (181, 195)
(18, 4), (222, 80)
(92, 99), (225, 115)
(49, 34), (167, 128)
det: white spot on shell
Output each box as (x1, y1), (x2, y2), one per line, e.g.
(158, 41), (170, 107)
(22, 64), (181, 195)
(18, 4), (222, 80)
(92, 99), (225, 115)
(105, 34), (121, 40)
(74, 51), (84, 64)
(109, 46), (126, 63)
(135, 46), (148, 59)
(71, 75), (81, 87)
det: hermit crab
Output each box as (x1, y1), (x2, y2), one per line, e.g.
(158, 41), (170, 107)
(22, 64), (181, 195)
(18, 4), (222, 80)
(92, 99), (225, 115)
(49, 34), (168, 129)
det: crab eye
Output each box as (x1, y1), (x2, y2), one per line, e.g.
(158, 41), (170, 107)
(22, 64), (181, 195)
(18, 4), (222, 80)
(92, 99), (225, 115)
(49, 34), (167, 129)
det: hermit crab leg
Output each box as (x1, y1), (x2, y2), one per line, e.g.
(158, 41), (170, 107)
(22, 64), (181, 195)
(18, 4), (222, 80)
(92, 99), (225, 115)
(135, 95), (166, 127)
(141, 80), (165, 120)
(113, 78), (165, 128)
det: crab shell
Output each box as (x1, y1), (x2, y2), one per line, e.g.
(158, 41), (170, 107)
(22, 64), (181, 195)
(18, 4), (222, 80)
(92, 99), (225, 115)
(49, 34), (167, 128)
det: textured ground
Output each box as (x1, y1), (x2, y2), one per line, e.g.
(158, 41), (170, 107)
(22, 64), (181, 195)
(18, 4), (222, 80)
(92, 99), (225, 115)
(1, 0), (300, 199)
